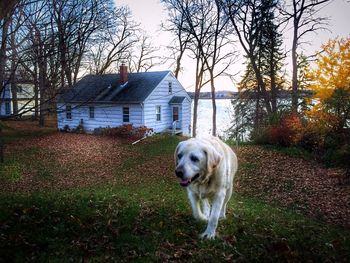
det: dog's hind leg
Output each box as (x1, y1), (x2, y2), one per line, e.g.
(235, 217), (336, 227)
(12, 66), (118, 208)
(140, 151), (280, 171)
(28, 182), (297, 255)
(187, 189), (208, 221)
(220, 186), (232, 219)
(202, 199), (211, 218)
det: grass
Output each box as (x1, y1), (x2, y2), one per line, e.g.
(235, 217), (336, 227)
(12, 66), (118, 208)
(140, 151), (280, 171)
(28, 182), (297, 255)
(1, 121), (56, 143)
(0, 160), (22, 182)
(0, 127), (349, 262)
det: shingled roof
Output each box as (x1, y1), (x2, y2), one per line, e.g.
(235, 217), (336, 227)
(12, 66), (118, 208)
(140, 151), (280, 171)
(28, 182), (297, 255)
(58, 71), (171, 104)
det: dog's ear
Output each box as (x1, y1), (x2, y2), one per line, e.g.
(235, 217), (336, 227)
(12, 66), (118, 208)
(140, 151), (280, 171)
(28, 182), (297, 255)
(174, 141), (184, 164)
(203, 145), (222, 173)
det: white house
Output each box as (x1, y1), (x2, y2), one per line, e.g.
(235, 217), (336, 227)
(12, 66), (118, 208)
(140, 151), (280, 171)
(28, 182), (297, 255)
(0, 81), (37, 117)
(57, 65), (192, 136)
(0, 84), (12, 117)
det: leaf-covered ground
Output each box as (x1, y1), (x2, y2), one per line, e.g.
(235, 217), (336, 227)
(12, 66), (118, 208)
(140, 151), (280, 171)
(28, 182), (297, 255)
(236, 146), (350, 227)
(0, 121), (349, 262)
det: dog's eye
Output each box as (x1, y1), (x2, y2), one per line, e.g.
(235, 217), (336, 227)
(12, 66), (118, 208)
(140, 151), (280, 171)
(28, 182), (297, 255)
(177, 153), (183, 159)
(190, 155), (199, 162)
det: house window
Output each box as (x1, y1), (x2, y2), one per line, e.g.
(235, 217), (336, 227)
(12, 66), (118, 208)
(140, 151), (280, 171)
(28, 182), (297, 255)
(168, 82), (172, 94)
(66, 105), (72, 120)
(5, 102), (10, 115)
(123, 107), (129, 122)
(156, 105), (161, 121)
(89, 106), (95, 119)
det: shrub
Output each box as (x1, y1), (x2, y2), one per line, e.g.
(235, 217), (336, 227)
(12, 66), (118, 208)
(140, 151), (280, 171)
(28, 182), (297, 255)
(99, 124), (153, 140)
(62, 125), (71, 132)
(298, 127), (320, 152)
(269, 125), (293, 146)
(250, 126), (271, 145)
(252, 112), (304, 147)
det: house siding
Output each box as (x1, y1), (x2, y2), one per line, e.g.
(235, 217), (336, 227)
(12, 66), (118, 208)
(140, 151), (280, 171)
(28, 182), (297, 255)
(57, 103), (143, 131)
(143, 73), (191, 136)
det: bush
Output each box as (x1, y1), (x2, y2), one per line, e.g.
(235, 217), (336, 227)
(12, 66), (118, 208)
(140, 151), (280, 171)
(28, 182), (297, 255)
(99, 124), (153, 140)
(252, 112), (303, 147)
(298, 127), (320, 152)
(62, 125), (71, 132)
(250, 110), (349, 168)
(250, 126), (271, 145)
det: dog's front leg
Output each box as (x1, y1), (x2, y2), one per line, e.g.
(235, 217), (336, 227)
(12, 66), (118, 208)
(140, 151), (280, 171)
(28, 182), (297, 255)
(187, 189), (207, 221)
(200, 190), (225, 239)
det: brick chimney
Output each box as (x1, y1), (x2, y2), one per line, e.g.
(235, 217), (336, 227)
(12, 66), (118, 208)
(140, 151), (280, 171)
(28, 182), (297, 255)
(119, 63), (128, 85)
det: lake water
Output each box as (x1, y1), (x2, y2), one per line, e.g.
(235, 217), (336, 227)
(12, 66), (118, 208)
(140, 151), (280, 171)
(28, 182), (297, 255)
(192, 99), (234, 137)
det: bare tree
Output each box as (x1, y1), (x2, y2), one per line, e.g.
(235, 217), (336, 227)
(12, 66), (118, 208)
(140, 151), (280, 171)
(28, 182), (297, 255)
(163, 0), (236, 136)
(87, 6), (138, 75)
(162, 0), (208, 136)
(162, 6), (191, 78)
(0, 0), (21, 163)
(280, 0), (332, 112)
(127, 34), (160, 73)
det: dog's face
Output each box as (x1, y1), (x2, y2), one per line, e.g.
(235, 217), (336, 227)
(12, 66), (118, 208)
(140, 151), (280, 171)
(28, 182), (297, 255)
(174, 139), (222, 187)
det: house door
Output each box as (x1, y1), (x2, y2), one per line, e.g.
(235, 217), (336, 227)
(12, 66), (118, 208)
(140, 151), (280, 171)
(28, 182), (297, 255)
(172, 106), (181, 129)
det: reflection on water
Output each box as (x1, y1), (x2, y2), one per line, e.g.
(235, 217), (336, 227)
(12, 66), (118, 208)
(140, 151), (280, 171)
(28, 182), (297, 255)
(192, 99), (233, 138)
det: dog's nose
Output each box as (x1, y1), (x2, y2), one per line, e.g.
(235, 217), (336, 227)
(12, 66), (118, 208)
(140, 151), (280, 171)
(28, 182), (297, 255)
(175, 170), (184, 179)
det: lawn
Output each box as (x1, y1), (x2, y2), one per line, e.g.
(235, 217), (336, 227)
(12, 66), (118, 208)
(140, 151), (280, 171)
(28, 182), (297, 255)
(0, 121), (349, 262)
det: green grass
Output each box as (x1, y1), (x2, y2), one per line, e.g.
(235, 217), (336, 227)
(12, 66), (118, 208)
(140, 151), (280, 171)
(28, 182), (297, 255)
(1, 122), (55, 143)
(0, 160), (22, 182)
(0, 132), (349, 262)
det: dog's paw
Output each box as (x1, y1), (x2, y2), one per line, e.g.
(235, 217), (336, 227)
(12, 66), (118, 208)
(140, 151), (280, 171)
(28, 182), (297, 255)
(199, 230), (216, 240)
(194, 213), (208, 222)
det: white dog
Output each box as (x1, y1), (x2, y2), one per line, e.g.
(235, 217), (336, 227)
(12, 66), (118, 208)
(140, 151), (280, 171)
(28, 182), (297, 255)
(174, 136), (238, 239)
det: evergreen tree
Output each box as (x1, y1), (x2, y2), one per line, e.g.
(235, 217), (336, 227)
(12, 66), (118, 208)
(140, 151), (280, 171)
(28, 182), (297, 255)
(230, 0), (286, 140)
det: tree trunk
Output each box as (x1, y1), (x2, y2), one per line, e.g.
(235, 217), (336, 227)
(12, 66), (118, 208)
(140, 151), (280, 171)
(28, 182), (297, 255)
(210, 72), (217, 136)
(192, 90), (199, 137)
(0, 18), (10, 93)
(39, 68), (46, 127)
(10, 20), (18, 115)
(174, 55), (182, 78)
(254, 87), (261, 129)
(251, 59), (272, 114)
(192, 55), (204, 137)
(291, 25), (298, 112)
(34, 62), (39, 119)
(270, 55), (277, 113)
(38, 39), (47, 127)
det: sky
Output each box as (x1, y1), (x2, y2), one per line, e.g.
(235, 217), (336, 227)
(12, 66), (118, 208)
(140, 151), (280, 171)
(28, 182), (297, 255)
(115, 0), (350, 92)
